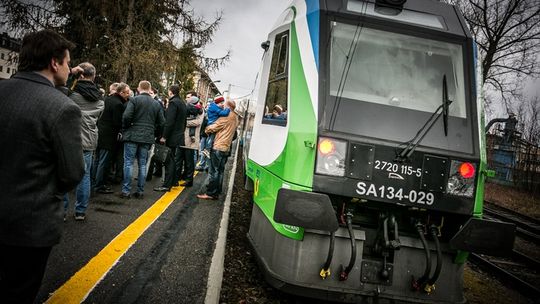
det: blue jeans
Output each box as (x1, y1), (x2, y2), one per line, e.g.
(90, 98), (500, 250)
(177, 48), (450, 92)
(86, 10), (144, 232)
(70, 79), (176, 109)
(64, 151), (93, 214)
(206, 133), (215, 151)
(206, 149), (229, 198)
(93, 148), (111, 190)
(122, 142), (151, 194)
(198, 137), (209, 169)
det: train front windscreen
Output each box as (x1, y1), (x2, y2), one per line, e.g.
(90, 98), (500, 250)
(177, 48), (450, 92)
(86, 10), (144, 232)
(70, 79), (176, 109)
(323, 21), (475, 155)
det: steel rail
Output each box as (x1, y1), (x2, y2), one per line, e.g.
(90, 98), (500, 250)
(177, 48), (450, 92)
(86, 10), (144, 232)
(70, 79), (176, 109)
(482, 206), (540, 244)
(484, 201), (540, 226)
(469, 253), (540, 298)
(511, 250), (540, 271)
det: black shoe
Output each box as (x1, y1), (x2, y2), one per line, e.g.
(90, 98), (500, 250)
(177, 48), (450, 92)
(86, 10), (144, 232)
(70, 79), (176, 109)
(97, 188), (114, 194)
(179, 181), (193, 187)
(153, 186), (170, 192)
(74, 213), (86, 221)
(119, 192), (131, 199)
(133, 192), (144, 199)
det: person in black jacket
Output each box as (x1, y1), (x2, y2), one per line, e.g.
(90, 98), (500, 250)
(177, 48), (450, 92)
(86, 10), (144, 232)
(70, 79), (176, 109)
(93, 82), (130, 194)
(154, 84), (187, 191)
(121, 81), (165, 198)
(0, 29), (85, 304)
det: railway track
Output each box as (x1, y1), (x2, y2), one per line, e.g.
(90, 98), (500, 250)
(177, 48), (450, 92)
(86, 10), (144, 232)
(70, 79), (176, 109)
(468, 201), (540, 298)
(483, 202), (540, 243)
(469, 252), (540, 298)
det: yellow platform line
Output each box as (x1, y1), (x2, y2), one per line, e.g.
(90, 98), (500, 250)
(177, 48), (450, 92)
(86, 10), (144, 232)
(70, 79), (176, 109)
(45, 183), (190, 304)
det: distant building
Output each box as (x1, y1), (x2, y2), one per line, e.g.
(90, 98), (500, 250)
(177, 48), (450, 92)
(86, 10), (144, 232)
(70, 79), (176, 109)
(192, 70), (221, 105)
(0, 32), (20, 80)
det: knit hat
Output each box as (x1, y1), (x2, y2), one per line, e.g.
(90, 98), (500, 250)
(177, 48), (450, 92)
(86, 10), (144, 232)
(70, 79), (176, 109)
(214, 94), (225, 103)
(189, 96), (199, 104)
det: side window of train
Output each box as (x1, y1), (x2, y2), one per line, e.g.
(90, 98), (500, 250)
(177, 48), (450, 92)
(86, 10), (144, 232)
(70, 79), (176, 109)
(262, 30), (289, 127)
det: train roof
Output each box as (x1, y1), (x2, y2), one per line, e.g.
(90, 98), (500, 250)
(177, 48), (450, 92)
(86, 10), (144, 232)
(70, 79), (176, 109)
(287, 0), (471, 39)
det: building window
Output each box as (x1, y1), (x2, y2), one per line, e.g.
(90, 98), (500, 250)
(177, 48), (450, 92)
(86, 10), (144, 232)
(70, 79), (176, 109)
(7, 67), (10, 74)
(0, 53), (4, 60)
(262, 30), (289, 127)
(0, 66), (3, 72)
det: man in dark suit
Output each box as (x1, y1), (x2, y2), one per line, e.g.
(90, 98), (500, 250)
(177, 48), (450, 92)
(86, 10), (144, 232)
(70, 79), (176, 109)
(154, 84), (188, 191)
(121, 80), (165, 198)
(0, 29), (85, 304)
(94, 82), (130, 194)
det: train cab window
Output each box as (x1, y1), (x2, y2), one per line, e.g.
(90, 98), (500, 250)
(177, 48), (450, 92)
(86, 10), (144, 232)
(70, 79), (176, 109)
(326, 22), (473, 154)
(263, 30), (289, 127)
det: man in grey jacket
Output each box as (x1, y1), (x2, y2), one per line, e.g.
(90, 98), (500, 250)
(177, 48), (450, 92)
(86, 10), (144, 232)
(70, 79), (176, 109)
(121, 80), (165, 198)
(0, 30), (85, 304)
(64, 62), (105, 220)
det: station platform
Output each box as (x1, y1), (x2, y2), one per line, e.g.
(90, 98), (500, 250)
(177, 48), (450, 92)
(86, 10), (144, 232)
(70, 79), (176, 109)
(35, 145), (239, 304)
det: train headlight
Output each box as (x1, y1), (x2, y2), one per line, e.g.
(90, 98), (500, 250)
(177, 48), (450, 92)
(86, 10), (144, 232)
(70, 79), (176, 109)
(446, 160), (476, 197)
(316, 137), (347, 177)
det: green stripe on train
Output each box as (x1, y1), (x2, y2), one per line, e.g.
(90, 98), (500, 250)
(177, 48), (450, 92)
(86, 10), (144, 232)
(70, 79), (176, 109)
(246, 20), (317, 240)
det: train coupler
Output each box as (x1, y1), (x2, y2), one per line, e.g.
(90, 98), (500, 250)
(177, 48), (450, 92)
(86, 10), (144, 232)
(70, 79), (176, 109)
(383, 215), (401, 250)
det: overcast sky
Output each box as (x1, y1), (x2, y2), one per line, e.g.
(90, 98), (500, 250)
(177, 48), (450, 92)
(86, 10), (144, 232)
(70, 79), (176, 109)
(190, 0), (289, 99)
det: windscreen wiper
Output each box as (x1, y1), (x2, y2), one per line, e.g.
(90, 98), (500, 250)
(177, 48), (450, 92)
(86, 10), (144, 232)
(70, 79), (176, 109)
(395, 75), (453, 162)
(442, 74), (450, 136)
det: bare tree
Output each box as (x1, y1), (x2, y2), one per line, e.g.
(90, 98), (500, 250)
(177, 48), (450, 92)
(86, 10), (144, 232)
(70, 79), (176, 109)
(520, 96), (540, 144)
(449, 0), (540, 111)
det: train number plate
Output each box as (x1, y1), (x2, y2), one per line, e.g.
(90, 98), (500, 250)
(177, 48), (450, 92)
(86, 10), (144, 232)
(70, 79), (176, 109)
(355, 182), (435, 206)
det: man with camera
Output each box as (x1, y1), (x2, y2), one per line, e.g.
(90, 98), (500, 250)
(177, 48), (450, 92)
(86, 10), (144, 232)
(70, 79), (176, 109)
(64, 62), (105, 221)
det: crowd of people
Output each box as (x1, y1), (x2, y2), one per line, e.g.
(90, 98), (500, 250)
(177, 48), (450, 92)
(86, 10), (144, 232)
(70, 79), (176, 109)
(0, 29), (239, 304)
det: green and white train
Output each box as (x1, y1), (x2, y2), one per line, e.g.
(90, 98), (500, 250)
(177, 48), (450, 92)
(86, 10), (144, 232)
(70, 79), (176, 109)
(242, 0), (515, 302)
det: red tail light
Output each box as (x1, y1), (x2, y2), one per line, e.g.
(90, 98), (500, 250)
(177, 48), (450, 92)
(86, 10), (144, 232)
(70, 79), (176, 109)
(459, 162), (475, 179)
